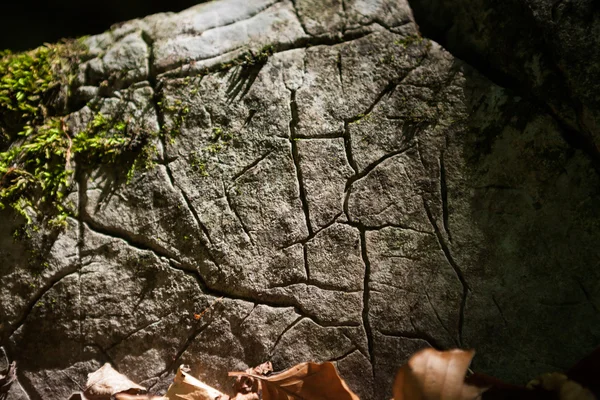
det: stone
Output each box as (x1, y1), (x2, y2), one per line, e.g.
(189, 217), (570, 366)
(1, 0), (599, 399)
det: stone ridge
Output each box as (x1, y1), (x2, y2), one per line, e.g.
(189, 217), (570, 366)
(0, 0), (599, 399)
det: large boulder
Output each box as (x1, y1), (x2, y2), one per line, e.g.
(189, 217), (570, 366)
(0, 0), (598, 399)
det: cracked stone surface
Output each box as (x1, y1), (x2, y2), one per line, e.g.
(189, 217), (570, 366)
(1, 0), (599, 398)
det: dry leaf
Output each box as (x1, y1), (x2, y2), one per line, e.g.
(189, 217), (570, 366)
(229, 361), (359, 400)
(164, 365), (228, 400)
(83, 363), (146, 400)
(232, 361), (273, 397)
(393, 348), (488, 400)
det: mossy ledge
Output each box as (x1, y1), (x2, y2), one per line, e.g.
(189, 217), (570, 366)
(0, 40), (156, 228)
(1, 40), (277, 229)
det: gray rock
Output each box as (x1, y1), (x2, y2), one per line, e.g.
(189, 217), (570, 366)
(1, 0), (599, 398)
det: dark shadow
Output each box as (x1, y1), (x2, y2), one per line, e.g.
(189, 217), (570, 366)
(0, 0), (212, 51)
(225, 63), (266, 103)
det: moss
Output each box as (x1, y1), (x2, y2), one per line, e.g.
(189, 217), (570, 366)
(189, 151), (208, 176)
(0, 39), (165, 227)
(0, 110), (158, 226)
(158, 98), (190, 140)
(394, 35), (424, 48)
(214, 44), (275, 73)
(0, 40), (86, 145)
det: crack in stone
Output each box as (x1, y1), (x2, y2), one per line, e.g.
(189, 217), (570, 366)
(224, 182), (255, 246)
(359, 230), (375, 370)
(105, 319), (163, 352)
(13, 363), (39, 400)
(425, 290), (458, 347)
(422, 199), (468, 347)
(157, 318), (213, 377)
(142, 34), (216, 249)
(290, 0), (311, 37)
(237, 303), (258, 328)
(3, 269), (80, 345)
(439, 152), (452, 242)
(170, 165), (215, 246)
(288, 89), (314, 236)
(156, 30), (389, 81)
(166, 259), (358, 328)
(343, 220), (432, 235)
(344, 144), (416, 192)
(279, 211), (342, 250)
(197, 1), (284, 38)
(377, 329), (438, 350)
(268, 282), (362, 294)
(82, 218), (179, 261)
(303, 244), (310, 282)
(329, 348), (358, 363)
(267, 316), (303, 358)
(59, 370), (84, 392)
(80, 221), (349, 327)
(295, 131), (345, 140)
(492, 295), (511, 331)
(343, 121), (359, 175)
(86, 342), (119, 370)
(231, 150), (274, 182)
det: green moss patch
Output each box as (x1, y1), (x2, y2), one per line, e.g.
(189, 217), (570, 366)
(0, 41), (156, 227)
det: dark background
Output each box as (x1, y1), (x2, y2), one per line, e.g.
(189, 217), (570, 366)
(0, 0), (209, 51)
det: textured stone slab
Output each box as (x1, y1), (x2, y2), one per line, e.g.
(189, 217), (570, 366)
(1, 0), (599, 399)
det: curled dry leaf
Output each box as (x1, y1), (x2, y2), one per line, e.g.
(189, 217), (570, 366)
(229, 361), (359, 400)
(165, 365), (229, 400)
(232, 361), (273, 397)
(393, 348), (489, 400)
(83, 363), (146, 400)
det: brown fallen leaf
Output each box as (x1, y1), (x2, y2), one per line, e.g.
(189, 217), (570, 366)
(232, 361), (273, 398)
(393, 348), (488, 400)
(164, 365), (229, 400)
(229, 361), (359, 400)
(84, 363), (146, 400)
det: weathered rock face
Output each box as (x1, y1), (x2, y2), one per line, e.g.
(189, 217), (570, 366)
(0, 0), (599, 399)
